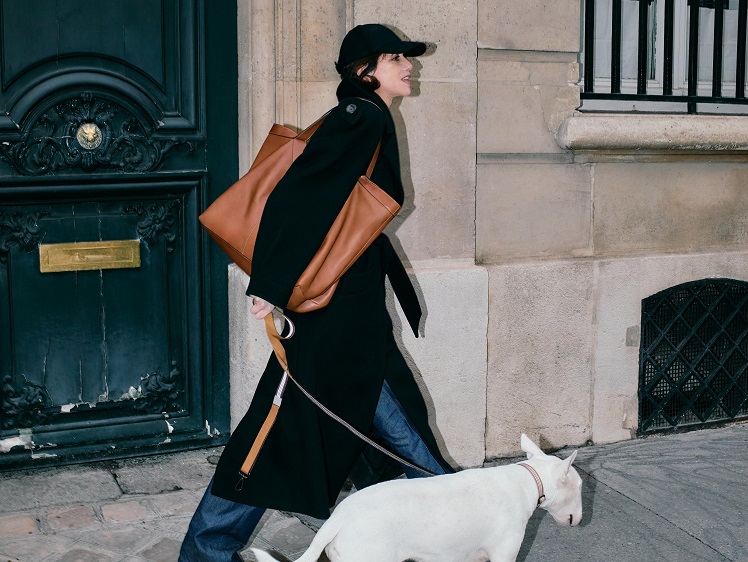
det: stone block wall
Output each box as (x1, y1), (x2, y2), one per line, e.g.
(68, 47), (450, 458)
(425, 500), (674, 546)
(477, 0), (597, 456)
(231, 0), (748, 466)
(475, 0), (748, 458)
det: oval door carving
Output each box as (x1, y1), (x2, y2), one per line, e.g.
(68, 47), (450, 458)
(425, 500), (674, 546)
(0, 92), (193, 175)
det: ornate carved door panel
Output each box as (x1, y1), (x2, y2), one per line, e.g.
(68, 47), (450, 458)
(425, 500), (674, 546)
(0, 0), (237, 467)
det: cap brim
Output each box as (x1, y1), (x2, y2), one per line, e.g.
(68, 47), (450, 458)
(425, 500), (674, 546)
(381, 39), (427, 58)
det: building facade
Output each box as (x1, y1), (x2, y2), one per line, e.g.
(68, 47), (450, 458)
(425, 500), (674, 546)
(230, 0), (748, 468)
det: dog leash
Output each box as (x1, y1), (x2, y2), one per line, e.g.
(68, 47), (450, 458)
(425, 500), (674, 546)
(236, 310), (436, 491)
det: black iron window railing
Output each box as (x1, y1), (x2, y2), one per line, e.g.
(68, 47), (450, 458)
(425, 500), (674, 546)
(583, 0), (748, 113)
(639, 279), (748, 433)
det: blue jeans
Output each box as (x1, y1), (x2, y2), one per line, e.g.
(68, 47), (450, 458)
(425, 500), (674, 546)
(179, 380), (445, 561)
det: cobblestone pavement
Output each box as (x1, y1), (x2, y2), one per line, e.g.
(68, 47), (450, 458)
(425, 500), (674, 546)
(1, 422), (746, 561)
(0, 447), (327, 562)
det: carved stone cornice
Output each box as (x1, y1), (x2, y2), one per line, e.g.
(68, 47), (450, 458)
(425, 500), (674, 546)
(0, 92), (193, 175)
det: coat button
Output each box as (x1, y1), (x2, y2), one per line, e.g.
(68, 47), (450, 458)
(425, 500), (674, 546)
(345, 103), (357, 114)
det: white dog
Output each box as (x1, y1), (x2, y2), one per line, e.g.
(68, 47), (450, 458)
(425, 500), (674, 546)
(251, 434), (582, 562)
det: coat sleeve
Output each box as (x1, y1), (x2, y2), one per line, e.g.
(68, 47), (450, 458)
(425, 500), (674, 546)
(246, 98), (386, 308)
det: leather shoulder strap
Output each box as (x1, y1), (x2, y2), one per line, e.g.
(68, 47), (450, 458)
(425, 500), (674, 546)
(355, 97), (385, 178)
(298, 99), (384, 176)
(366, 141), (382, 177)
(297, 109), (332, 142)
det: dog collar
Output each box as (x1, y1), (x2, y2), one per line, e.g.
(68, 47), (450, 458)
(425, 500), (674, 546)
(518, 463), (546, 506)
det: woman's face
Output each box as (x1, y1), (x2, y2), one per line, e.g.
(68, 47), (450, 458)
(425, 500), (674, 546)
(366, 53), (413, 106)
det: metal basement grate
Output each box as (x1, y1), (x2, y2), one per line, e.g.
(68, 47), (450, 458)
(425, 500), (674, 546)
(639, 278), (748, 434)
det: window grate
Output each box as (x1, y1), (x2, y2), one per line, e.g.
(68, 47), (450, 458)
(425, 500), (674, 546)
(583, 0), (748, 113)
(639, 279), (748, 433)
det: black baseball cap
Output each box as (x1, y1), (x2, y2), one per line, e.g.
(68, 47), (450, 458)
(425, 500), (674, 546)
(335, 24), (427, 72)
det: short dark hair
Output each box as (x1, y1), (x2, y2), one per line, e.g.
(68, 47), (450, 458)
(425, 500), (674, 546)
(338, 53), (382, 91)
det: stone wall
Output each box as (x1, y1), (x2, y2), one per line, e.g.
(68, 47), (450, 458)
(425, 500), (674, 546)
(478, 0), (595, 457)
(231, 0), (748, 467)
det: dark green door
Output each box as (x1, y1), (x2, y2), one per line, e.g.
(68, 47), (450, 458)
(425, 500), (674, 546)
(0, 0), (237, 467)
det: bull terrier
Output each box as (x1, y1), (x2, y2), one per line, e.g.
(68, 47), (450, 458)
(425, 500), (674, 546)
(251, 434), (582, 562)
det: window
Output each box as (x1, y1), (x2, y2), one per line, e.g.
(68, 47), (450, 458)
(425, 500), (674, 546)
(582, 0), (748, 113)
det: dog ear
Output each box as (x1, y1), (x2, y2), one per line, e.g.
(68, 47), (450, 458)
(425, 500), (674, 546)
(520, 433), (544, 459)
(560, 450), (578, 477)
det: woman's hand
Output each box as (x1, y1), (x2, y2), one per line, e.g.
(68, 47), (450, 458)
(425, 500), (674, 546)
(249, 295), (275, 319)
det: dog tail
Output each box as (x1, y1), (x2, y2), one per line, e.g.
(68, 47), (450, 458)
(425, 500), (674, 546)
(250, 516), (342, 562)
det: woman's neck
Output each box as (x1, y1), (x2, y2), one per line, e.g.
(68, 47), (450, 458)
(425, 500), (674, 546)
(374, 91), (394, 107)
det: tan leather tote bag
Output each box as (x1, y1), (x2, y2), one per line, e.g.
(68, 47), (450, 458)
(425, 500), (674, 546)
(199, 109), (400, 313)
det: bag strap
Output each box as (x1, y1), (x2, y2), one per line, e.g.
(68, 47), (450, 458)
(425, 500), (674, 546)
(297, 99), (383, 177)
(366, 141), (381, 177)
(297, 110), (331, 142)
(356, 97), (384, 178)
(234, 311), (436, 491)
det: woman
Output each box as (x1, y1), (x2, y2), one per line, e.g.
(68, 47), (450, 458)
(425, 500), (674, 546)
(179, 23), (452, 561)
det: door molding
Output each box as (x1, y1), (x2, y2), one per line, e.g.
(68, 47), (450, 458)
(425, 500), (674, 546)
(0, 0), (237, 469)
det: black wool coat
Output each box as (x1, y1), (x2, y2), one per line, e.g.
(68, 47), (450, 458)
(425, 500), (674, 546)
(211, 79), (453, 519)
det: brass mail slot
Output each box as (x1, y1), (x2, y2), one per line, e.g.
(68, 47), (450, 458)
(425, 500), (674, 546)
(39, 240), (141, 273)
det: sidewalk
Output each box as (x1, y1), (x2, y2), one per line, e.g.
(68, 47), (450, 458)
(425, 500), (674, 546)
(0, 422), (746, 561)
